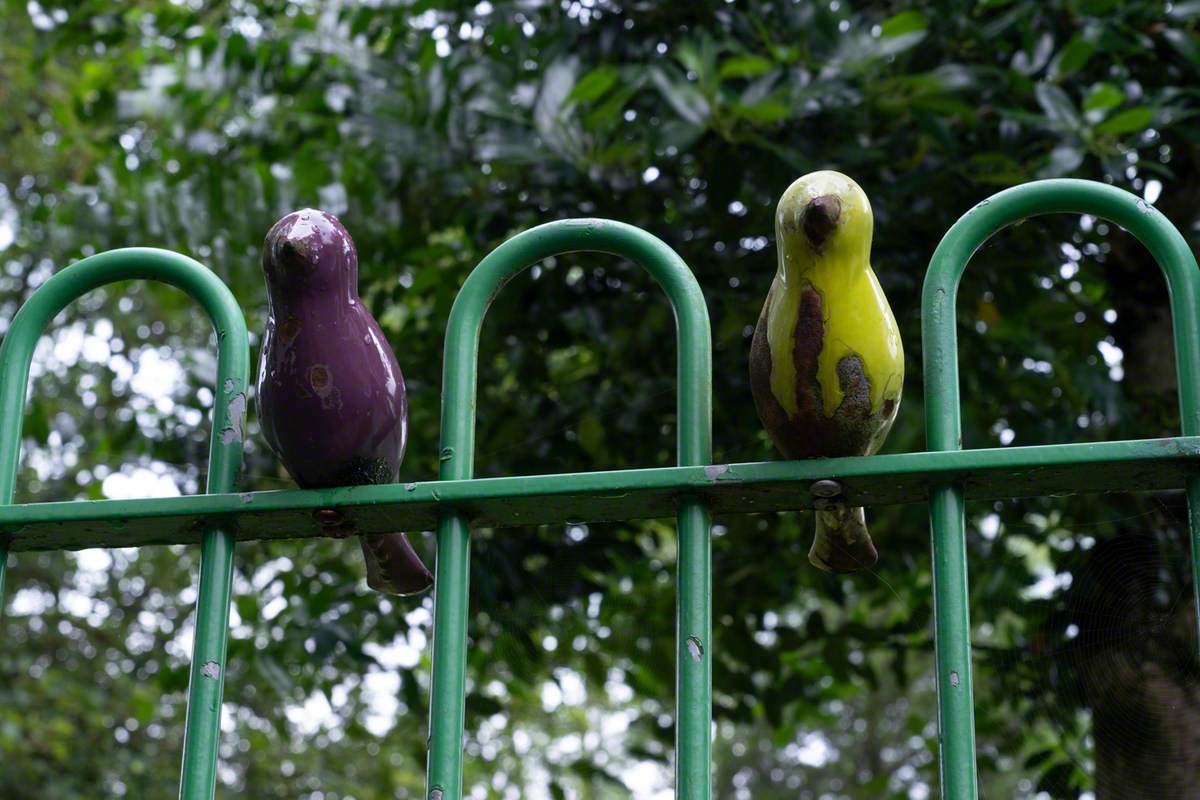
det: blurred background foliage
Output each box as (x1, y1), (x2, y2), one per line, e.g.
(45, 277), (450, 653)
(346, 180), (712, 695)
(2, 0), (1199, 798)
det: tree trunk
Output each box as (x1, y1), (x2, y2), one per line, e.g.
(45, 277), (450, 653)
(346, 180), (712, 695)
(1069, 140), (1200, 798)
(1070, 533), (1200, 799)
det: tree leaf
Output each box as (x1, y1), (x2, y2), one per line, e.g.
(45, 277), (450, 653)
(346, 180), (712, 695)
(881, 10), (927, 37)
(1034, 82), (1081, 130)
(567, 66), (619, 105)
(1012, 32), (1055, 75)
(1049, 35), (1095, 79)
(1082, 83), (1124, 112)
(1024, 748), (1055, 769)
(649, 66), (711, 125)
(256, 655), (296, 698)
(732, 99), (791, 123)
(1038, 145), (1084, 178)
(578, 411), (605, 455)
(1162, 28), (1200, 65)
(719, 54), (774, 79)
(1096, 106), (1154, 135)
(1168, 0), (1200, 19)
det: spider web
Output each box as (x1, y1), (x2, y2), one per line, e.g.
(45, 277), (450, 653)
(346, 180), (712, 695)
(973, 494), (1200, 800)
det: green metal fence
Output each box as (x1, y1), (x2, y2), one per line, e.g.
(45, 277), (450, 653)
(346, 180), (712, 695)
(0, 248), (250, 798)
(1, 179), (1198, 799)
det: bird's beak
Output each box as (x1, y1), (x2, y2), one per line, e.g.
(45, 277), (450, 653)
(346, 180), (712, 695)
(268, 236), (313, 277)
(802, 194), (842, 248)
(279, 237), (308, 267)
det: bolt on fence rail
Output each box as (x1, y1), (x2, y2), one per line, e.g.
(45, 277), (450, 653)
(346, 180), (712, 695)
(0, 180), (1197, 800)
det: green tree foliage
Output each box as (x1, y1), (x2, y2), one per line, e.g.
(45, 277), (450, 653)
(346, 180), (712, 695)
(2, 1), (1199, 797)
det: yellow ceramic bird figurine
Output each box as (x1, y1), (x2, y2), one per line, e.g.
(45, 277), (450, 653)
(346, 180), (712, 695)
(749, 170), (904, 573)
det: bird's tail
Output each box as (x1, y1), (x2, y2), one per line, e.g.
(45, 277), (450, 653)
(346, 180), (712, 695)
(810, 502), (879, 573)
(360, 533), (434, 596)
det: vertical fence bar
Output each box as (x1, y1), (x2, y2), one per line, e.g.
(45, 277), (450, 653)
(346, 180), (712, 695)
(674, 498), (713, 798)
(1190, 479), (1200, 652)
(0, 249), (249, 800)
(429, 219), (712, 800)
(921, 179), (1200, 799)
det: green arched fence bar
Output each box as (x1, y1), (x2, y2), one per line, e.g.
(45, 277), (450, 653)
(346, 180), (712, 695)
(1, 181), (1198, 799)
(429, 219), (713, 800)
(921, 179), (1200, 798)
(0, 248), (250, 800)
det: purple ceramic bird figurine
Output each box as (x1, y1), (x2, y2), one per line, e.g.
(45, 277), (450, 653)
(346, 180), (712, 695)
(256, 209), (433, 596)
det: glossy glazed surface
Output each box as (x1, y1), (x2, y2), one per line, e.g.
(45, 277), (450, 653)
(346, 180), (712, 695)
(256, 209), (408, 488)
(749, 170), (904, 461)
(768, 170), (903, 421)
(256, 209), (430, 596)
(749, 171), (902, 573)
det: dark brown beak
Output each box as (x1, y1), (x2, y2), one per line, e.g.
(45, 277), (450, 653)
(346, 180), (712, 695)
(802, 194), (842, 248)
(275, 236), (308, 270)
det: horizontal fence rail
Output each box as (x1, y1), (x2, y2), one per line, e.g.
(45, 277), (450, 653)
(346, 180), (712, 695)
(2, 436), (1198, 552)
